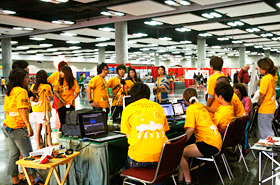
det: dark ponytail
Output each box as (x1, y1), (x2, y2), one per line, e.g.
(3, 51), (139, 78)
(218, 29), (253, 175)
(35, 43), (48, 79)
(6, 69), (28, 96)
(257, 58), (278, 76)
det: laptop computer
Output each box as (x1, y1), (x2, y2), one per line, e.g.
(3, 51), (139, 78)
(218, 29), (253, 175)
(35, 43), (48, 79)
(159, 102), (176, 125)
(177, 99), (188, 113)
(79, 111), (125, 142)
(173, 103), (186, 121)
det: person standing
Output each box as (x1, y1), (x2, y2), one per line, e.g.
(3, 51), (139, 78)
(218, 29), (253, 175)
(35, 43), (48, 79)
(78, 73), (85, 92)
(54, 66), (80, 130)
(127, 68), (141, 83)
(153, 66), (170, 103)
(107, 64), (134, 122)
(86, 63), (110, 121)
(238, 64), (250, 89)
(1, 76), (6, 92)
(233, 70), (239, 84)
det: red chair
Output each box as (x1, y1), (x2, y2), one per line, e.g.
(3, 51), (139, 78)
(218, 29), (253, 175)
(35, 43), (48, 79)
(121, 134), (187, 185)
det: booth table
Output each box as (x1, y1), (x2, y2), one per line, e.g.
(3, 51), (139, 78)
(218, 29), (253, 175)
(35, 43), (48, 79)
(174, 81), (185, 89)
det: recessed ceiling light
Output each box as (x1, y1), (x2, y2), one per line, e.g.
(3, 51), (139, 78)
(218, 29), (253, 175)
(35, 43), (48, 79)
(132, 33), (148, 37)
(72, 50), (83, 53)
(11, 41), (18, 44)
(263, 47), (271, 50)
(53, 52), (63, 55)
(134, 52), (142, 54)
(96, 43), (107, 47)
(47, 48), (58, 51)
(40, 44), (53, 47)
(140, 48), (149, 51)
(202, 12), (222, 19)
(27, 50), (38, 53)
(56, 0), (68, 2)
(244, 43), (254, 46)
(227, 21), (244, 27)
(199, 33), (212, 37)
(36, 54), (44, 56)
(180, 1), (190, 6)
(254, 45), (263, 48)
(212, 46), (221, 49)
(1, 10), (16, 14)
(24, 27), (34, 31)
(60, 32), (77, 37)
(175, 27), (191, 32)
(66, 41), (80, 44)
(30, 37), (46, 41)
(232, 40), (243, 44)
(96, 37), (110, 41)
(172, 51), (180, 54)
(159, 37), (172, 41)
(182, 48), (191, 51)
(128, 40), (137, 44)
(13, 27), (23, 30)
(167, 46), (176, 49)
(165, 0), (177, 5)
(272, 37), (280, 41)
(98, 27), (115, 32)
(217, 37), (229, 41)
(180, 40), (192, 44)
(147, 43), (158, 47)
(52, 20), (74, 25)
(13, 52), (19, 55)
(144, 21), (163, 26)
(16, 46), (29, 49)
(246, 28), (260, 32)
(69, 46), (81, 49)
(260, 33), (273, 37)
(277, 3), (280, 8)
(158, 50), (166, 53)
(101, 11), (125, 16)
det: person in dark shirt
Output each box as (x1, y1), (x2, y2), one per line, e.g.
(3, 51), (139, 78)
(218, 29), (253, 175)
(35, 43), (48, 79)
(233, 70), (239, 84)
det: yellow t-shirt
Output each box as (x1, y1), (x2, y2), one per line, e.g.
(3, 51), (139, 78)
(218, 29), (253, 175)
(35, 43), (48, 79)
(212, 105), (235, 134)
(231, 93), (245, 117)
(184, 102), (222, 150)
(4, 87), (31, 129)
(54, 80), (80, 109)
(259, 74), (278, 114)
(47, 71), (60, 86)
(207, 72), (225, 116)
(88, 75), (109, 108)
(1, 78), (5, 85)
(107, 76), (134, 106)
(30, 84), (53, 112)
(121, 98), (170, 162)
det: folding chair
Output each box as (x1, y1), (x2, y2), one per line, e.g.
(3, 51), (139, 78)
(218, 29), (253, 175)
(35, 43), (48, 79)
(272, 101), (280, 137)
(247, 108), (258, 159)
(121, 134), (187, 185)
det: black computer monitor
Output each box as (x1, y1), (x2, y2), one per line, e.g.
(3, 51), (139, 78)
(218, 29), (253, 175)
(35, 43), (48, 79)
(159, 103), (175, 117)
(177, 99), (188, 112)
(123, 95), (135, 109)
(173, 103), (184, 116)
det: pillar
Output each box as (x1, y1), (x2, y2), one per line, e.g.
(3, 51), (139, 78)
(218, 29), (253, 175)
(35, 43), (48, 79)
(1, 38), (12, 78)
(115, 21), (128, 64)
(239, 46), (246, 67)
(197, 36), (206, 68)
(264, 50), (270, 58)
(191, 54), (196, 67)
(154, 53), (159, 66)
(98, 47), (105, 63)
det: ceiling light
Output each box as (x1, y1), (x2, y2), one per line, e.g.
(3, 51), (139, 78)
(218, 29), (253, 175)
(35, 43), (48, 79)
(52, 20), (74, 25)
(47, 48), (58, 52)
(132, 33), (148, 37)
(56, 0), (68, 2)
(277, 3), (280, 8)
(40, 0), (52, 2)
(165, 0), (177, 5)
(66, 41), (80, 44)
(159, 37), (172, 41)
(98, 27), (115, 32)
(96, 37), (110, 41)
(232, 40), (243, 44)
(1, 10), (16, 14)
(244, 43), (254, 46)
(199, 33), (212, 37)
(24, 27), (34, 31)
(11, 41), (18, 44)
(175, 27), (191, 32)
(16, 46), (29, 49)
(202, 12), (222, 19)
(13, 52), (19, 55)
(128, 40), (137, 44)
(140, 48), (149, 51)
(272, 37), (280, 40)
(172, 51), (180, 54)
(13, 27), (23, 30)
(36, 54), (44, 56)
(27, 50), (38, 53)
(182, 48), (191, 51)
(210, 12), (222, 18)
(212, 46), (221, 49)
(144, 21), (163, 26)
(218, 52), (225, 55)
(60, 32), (77, 37)
(246, 28), (260, 32)
(40, 44), (53, 47)
(72, 50), (83, 53)
(53, 52), (63, 55)
(271, 49), (278, 51)
(180, 1), (190, 6)
(202, 13), (213, 19)
(254, 45), (263, 48)
(101, 11), (125, 16)
(217, 37), (229, 41)
(180, 40), (192, 44)
(227, 21), (244, 27)
(158, 50), (166, 53)
(263, 47), (271, 50)
(114, 12), (125, 16)
(96, 43), (107, 47)
(30, 37), (46, 41)
(74, 53), (83, 56)
(147, 43), (158, 47)
(228, 53), (234, 56)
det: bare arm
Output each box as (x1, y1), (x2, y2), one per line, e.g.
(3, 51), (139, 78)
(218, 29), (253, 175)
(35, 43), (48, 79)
(206, 97), (214, 107)
(86, 85), (99, 107)
(238, 78), (241, 83)
(54, 90), (66, 106)
(18, 108), (33, 137)
(254, 93), (265, 109)
(204, 105), (217, 114)
(185, 127), (194, 141)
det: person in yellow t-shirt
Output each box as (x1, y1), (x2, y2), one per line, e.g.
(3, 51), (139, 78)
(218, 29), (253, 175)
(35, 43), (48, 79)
(1, 77), (6, 92)
(121, 82), (170, 169)
(30, 70), (53, 149)
(254, 58), (278, 142)
(179, 88), (222, 184)
(54, 66), (80, 130)
(107, 64), (134, 122)
(212, 82), (235, 134)
(206, 56), (225, 117)
(87, 63), (110, 121)
(2, 69), (38, 184)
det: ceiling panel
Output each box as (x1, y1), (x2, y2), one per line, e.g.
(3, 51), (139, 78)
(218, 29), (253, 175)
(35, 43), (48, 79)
(0, 27), (31, 35)
(35, 33), (98, 43)
(261, 41), (280, 45)
(272, 31), (280, 35)
(187, 22), (229, 31)
(108, 0), (175, 16)
(102, 42), (147, 48)
(153, 13), (207, 25)
(241, 15), (280, 25)
(209, 29), (247, 36)
(131, 38), (180, 45)
(226, 34), (260, 40)
(241, 38), (271, 43)
(259, 24), (280, 31)
(0, 15), (68, 30)
(215, 2), (276, 17)
(190, 0), (235, 6)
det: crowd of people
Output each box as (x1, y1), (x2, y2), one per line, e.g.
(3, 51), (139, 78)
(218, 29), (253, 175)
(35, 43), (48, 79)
(1, 56), (279, 185)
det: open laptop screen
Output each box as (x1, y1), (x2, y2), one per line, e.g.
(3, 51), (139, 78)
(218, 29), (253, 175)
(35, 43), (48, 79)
(160, 103), (175, 117)
(82, 112), (105, 136)
(177, 99), (187, 112)
(173, 103), (184, 116)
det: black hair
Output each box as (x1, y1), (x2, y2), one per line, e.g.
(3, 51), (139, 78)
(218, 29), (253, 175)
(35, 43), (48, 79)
(58, 61), (68, 71)
(34, 70), (49, 91)
(127, 68), (141, 82)
(130, 82), (150, 101)
(183, 88), (198, 104)
(233, 83), (248, 100)
(215, 82), (233, 103)
(12, 60), (29, 70)
(97, 63), (108, 74)
(59, 66), (75, 90)
(6, 69), (28, 96)
(210, 56), (223, 71)
(158, 66), (166, 75)
(116, 64), (126, 75)
(257, 57), (278, 76)
(216, 76), (230, 85)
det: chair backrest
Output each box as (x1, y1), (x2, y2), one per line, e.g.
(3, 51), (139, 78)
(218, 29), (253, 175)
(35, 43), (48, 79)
(247, 108), (258, 133)
(152, 134), (187, 184)
(222, 116), (249, 152)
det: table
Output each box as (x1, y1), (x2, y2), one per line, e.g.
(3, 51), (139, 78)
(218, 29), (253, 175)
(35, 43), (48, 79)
(174, 81), (185, 89)
(16, 151), (80, 185)
(250, 144), (280, 185)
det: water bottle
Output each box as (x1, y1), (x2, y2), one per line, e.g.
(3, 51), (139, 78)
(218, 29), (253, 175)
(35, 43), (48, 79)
(107, 114), (113, 125)
(51, 129), (59, 145)
(108, 88), (113, 96)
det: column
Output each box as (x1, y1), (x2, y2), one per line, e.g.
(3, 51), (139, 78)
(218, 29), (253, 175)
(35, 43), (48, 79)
(154, 53), (159, 66)
(98, 47), (105, 63)
(115, 21), (128, 64)
(1, 38), (12, 78)
(191, 54), (196, 67)
(197, 36), (206, 68)
(239, 46), (246, 67)
(264, 50), (270, 58)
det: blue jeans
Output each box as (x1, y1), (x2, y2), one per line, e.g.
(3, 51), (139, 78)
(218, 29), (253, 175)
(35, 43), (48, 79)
(2, 126), (34, 176)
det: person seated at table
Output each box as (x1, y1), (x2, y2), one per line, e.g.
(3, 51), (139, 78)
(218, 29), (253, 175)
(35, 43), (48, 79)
(178, 88), (222, 185)
(212, 82), (235, 134)
(121, 82), (170, 171)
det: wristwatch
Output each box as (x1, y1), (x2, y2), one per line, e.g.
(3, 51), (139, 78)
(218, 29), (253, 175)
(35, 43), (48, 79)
(89, 100), (93, 103)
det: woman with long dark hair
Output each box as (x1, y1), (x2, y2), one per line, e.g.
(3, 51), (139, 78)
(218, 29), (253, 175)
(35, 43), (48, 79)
(54, 66), (80, 130)
(2, 69), (37, 184)
(153, 66), (170, 103)
(30, 70), (53, 149)
(127, 68), (141, 83)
